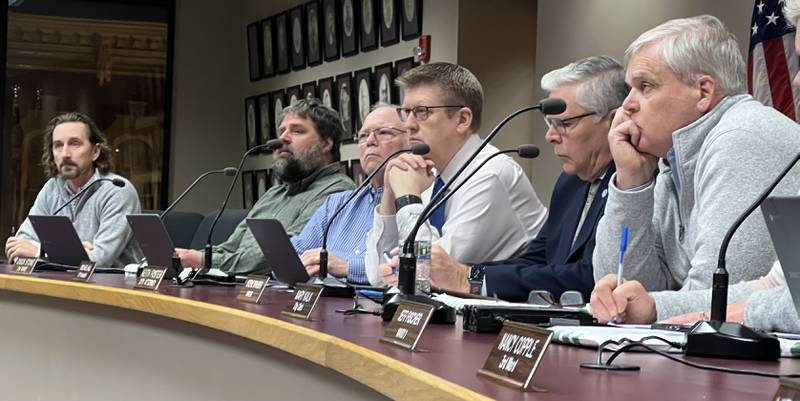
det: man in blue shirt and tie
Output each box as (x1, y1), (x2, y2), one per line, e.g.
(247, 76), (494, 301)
(291, 104), (409, 284)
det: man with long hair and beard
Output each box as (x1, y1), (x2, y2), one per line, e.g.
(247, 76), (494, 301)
(5, 112), (142, 268)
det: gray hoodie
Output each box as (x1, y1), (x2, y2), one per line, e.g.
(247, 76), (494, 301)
(593, 94), (800, 320)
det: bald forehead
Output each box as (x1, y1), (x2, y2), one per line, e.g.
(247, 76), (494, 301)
(362, 106), (402, 127)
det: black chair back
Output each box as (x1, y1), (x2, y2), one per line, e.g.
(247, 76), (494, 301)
(190, 209), (249, 249)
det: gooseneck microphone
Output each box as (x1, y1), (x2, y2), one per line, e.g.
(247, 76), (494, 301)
(383, 99), (564, 322)
(684, 153), (800, 360)
(53, 177), (125, 215)
(161, 167), (238, 218)
(203, 138), (284, 272)
(314, 143), (430, 297)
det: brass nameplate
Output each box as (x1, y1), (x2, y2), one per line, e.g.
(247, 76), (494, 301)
(11, 256), (38, 275)
(73, 260), (96, 282)
(774, 378), (800, 401)
(477, 320), (553, 392)
(134, 266), (167, 291)
(237, 275), (270, 304)
(281, 283), (323, 319)
(380, 300), (434, 351)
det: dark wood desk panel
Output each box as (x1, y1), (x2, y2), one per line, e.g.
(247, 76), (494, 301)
(1, 266), (796, 400)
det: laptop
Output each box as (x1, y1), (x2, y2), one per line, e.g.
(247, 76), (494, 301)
(761, 195), (800, 317)
(246, 218), (310, 286)
(126, 214), (179, 279)
(28, 215), (90, 269)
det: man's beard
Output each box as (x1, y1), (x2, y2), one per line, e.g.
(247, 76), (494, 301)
(272, 141), (325, 183)
(58, 162), (86, 180)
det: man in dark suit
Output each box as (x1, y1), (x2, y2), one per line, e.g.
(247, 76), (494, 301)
(429, 55), (629, 302)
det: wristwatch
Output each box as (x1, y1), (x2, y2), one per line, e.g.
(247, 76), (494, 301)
(468, 264), (486, 295)
(394, 194), (422, 211)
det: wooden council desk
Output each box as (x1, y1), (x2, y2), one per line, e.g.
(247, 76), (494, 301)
(0, 265), (797, 401)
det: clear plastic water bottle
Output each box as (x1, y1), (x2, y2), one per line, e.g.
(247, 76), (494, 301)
(415, 240), (432, 295)
(396, 208), (434, 295)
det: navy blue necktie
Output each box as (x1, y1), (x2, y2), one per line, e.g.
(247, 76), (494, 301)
(429, 176), (446, 234)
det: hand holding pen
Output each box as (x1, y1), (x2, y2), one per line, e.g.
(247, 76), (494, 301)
(589, 226), (658, 325)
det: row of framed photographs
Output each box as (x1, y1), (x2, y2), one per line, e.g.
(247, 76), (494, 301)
(245, 56), (418, 150)
(241, 169), (281, 210)
(241, 160), (367, 209)
(247, 0), (423, 81)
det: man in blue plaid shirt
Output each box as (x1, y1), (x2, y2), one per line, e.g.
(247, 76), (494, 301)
(291, 104), (409, 284)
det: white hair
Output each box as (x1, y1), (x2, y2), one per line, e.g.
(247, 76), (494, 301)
(624, 15), (746, 96)
(785, 0), (800, 28)
(541, 55), (629, 118)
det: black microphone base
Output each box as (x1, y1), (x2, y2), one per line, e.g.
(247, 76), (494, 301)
(307, 276), (355, 298)
(684, 320), (780, 361)
(381, 293), (456, 324)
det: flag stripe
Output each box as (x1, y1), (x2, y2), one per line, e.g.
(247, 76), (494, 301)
(751, 43), (775, 107)
(763, 35), (796, 119)
(782, 32), (800, 118)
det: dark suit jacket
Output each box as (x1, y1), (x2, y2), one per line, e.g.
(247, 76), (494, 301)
(484, 164), (615, 302)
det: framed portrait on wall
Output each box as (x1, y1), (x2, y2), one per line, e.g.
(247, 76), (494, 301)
(247, 22), (261, 82)
(335, 72), (355, 140)
(373, 62), (393, 104)
(270, 89), (286, 141)
(380, 0), (399, 46)
(302, 81), (318, 100)
(360, 0), (378, 52)
(322, 0), (340, 61)
(401, 0), (422, 40)
(245, 97), (260, 149)
(260, 17), (276, 78)
(318, 77), (336, 109)
(275, 12), (290, 74)
(242, 170), (255, 209)
(394, 56), (415, 104)
(354, 68), (373, 131)
(256, 169), (270, 198)
(289, 6), (306, 70)
(305, 1), (323, 67)
(341, 0), (359, 57)
(286, 85), (302, 106)
(257, 93), (272, 146)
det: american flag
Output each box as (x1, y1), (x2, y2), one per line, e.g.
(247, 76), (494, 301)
(748, 0), (799, 121)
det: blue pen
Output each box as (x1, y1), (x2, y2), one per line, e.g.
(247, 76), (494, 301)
(611, 226), (629, 324)
(616, 226), (629, 289)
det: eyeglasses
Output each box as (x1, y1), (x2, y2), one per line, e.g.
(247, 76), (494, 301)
(354, 126), (406, 145)
(543, 111), (596, 135)
(528, 289), (585, 307)
(396, 105), (465, 122)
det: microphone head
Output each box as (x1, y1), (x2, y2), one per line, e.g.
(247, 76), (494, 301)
(516, 144), (540, 159)
(265, 138), (285, 151)
(111, 178), (126, 187)
(223, 167), (238, 176)
(410, 143), (430, 155)
(538, 98), (567, 115)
